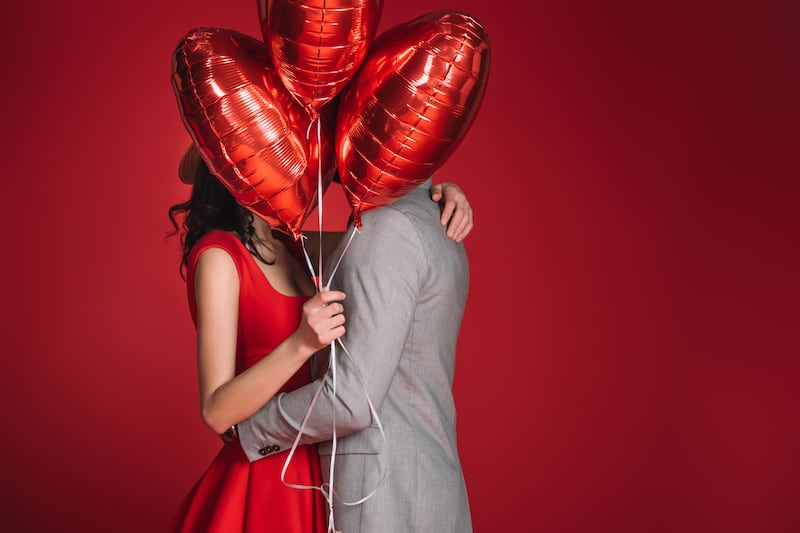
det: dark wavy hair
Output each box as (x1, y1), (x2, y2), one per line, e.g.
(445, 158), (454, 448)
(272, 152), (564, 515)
(168, 161), (274, 279)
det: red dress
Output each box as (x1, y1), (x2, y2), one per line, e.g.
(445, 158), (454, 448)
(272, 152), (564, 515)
(170, 230), (327, 533)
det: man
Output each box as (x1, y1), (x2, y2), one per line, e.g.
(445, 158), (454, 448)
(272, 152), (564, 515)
(238, 179), (473, 532)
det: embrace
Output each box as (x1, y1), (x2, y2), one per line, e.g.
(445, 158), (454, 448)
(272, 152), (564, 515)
(167, 148), (475, 533)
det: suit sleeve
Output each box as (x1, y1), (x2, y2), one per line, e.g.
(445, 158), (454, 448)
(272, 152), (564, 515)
(238, 208), (424, 461)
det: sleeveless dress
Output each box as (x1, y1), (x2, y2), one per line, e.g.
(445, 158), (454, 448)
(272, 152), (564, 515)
(170, 230), (327, 533)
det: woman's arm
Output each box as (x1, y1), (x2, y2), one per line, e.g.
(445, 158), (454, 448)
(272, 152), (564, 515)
(431, 181), (474, 243)
(194, 247), (346, 435)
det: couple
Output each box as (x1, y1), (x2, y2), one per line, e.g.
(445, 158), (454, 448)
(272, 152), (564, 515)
(168, 145), (474, 532)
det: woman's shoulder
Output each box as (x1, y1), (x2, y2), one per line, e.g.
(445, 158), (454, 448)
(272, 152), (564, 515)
(194, 229), (243, 250)
(188, 230), (245, 273)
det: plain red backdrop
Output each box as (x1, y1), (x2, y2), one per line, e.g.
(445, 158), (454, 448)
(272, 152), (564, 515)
(1, 1), (798, 531)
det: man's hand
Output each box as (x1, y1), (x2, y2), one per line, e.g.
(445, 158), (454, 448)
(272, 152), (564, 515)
(431, 182), (474, 243)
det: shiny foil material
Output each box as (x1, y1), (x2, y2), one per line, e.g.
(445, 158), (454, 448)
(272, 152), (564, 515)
(171, 27), (336, 240)
(259, 0), (383, 113)
(335, 10), (491, 226)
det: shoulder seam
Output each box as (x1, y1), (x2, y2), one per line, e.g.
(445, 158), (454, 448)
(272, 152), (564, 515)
(386, 204), (431, 288)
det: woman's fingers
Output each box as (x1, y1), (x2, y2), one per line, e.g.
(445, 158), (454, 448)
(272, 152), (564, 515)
(303, 290), (345, 313)
(430, 183), (444, 202)
(312, 314), (346, 346)
(440, 200), (457, 228)
(436, 182), (474, 242)
(300, 290), (346, 348)
(309, 289), (346, 306)
(448, 209), (474, 242)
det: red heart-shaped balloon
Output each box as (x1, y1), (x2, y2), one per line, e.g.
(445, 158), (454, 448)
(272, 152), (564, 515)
(335, 10), (491, 227)
(259, 0), (383, 113)
(171, 27), (336, 239)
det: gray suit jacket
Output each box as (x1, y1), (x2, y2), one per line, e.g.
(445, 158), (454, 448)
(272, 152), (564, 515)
(239, 180), (472, 532)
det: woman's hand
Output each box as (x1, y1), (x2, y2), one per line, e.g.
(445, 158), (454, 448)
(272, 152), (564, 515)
(430, 182), (474, 243)
(293, 289), (346, 354)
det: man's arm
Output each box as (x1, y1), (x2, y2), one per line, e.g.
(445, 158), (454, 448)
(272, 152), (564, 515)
(238, 208), (423, 461)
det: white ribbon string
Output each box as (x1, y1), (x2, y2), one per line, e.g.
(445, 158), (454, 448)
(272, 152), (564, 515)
(326, 338), (338, 531)
(332, 336), (388, 506)
(324, 226), (359, 290)
(279, 335), (388, 499)
(283, 114), (385, 533)
(316, 118), (323, 292)
(299, 116), (324, 292)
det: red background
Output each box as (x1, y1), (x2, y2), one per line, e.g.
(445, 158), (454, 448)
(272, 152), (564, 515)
(2, 1), (798, 531)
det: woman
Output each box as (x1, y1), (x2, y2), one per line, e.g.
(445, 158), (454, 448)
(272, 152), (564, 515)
(167, 146), (473, 532)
